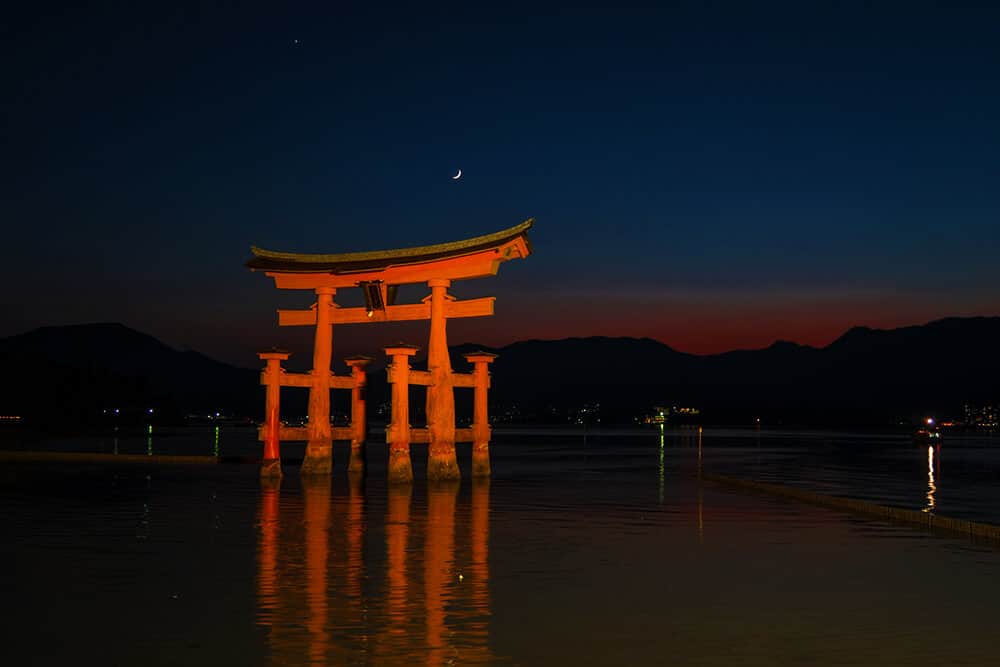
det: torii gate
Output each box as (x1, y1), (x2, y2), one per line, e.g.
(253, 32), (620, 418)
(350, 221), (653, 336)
(247, 219), (533, 482)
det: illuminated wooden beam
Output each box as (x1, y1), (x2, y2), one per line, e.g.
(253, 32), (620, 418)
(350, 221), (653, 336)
(337, 303), (429, 324)
(409, 370), (433, 386)
(257, 425), (308, 441)
(277, 309), (322, 327)
(371, 369), (482, 390)
(381, 371), (482, 388)
(406, 427), (474, 443)
(275, 372), (311, 387)
(331, 426), (353, 441)
(258, 425), (354, 442)
(445, 296), (495, 319)
(260, 371), (354, 389)
(278, 296), (495, 327)
(331, 376), (354, 390)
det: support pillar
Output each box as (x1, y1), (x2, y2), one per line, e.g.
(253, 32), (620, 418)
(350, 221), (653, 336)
(464, 352), (497, 478)
(386, 345), (419, 484)
(258, 350), (290, 479)
(302, 287), (335, 475)
(426, 278), (459, 481)
(345, 356), (371, 476)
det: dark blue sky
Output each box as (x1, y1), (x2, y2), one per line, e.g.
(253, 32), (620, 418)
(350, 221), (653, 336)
(3, 2), (999, 367)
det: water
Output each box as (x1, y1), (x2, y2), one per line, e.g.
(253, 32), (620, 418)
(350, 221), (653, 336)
(2, 426), (1000, 665)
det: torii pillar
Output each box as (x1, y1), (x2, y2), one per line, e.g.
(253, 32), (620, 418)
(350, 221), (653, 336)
(426, 278), (459, 481)
(302, 287), (335, 475)
(259, 350), (290, 479)
(345, 355), (371, 476)
(386, 345), (419, 484)
(464, 351), (497, 477)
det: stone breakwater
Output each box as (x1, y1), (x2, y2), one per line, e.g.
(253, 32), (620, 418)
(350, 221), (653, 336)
(702, 473), (1000, 544)
(0, 451), (256, 465)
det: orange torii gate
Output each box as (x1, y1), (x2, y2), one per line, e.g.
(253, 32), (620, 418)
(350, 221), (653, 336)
(247, 219), (533, 482)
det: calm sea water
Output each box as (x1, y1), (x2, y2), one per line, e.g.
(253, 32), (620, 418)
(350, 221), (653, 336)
(2, 426), (1000, 665)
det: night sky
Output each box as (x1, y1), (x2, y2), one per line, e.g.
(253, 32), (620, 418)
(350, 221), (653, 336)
(4, 2), (999, 368)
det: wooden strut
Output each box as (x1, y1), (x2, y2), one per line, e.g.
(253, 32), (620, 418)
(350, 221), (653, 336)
(277, 296), (495, 326)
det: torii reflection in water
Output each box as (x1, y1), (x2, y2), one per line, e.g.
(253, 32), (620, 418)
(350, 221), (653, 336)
(256, 478), (492, 665)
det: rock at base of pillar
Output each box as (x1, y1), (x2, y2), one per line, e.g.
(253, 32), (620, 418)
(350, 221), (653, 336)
(388, 449), (413, 484)
(260, 458), (283, 479)
(348, 443), (366, 476)
(300, 441), (333, 475)
(471, 445), (491, 478)
(427, 448), (460, 481)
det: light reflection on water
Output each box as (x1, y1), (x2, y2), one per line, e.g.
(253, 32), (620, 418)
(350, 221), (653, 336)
(923, 445), (937, 513)
(15, 422), (998, 521)
(658, 424), (665, 504)
(3, 427), (1000, 664)
(255, 477), (493, 665)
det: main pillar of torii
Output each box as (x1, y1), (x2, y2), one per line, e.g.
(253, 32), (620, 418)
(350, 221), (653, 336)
(247, 219), (533, 479)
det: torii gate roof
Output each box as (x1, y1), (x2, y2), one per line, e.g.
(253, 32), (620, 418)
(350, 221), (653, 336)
(247, 219), (533, 290)
(247, 219), (533, 274)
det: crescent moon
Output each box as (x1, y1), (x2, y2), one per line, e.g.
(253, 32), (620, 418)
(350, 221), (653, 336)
(452, 169), (462, 180)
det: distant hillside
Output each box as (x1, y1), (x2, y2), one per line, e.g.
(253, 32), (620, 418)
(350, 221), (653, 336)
(0, 323), (261, 426)
(469, 317), (1000, 424)
(2, 317), (998, 427)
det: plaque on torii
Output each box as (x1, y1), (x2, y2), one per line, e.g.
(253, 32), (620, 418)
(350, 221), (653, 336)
(247, 219), (533, 482)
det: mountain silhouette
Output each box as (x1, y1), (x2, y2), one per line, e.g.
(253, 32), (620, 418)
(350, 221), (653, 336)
(2, 317), (998, 427)
(449, 318), (1000, 424)
(0, 323), (260, 426)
